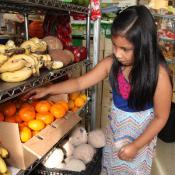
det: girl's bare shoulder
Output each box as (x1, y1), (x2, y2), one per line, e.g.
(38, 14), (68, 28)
(159, 64), (170, 80)
(99, 56), (113, 74)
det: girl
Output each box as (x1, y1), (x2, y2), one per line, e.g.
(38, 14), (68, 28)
(23, 5), (172, 175)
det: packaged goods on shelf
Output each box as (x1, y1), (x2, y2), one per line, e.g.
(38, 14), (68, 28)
(154, 14), (175, 60)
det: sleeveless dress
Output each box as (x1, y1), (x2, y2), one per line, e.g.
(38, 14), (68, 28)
(102, 70), (157, 175)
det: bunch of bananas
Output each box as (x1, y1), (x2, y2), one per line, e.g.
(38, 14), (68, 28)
(0, 146), (11, 175)
(0, 38), (63, 83)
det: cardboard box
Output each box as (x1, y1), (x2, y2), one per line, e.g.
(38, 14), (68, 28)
(0, 113), (81, 170)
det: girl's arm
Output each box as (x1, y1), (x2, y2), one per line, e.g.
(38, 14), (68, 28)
(118, 65), (172, 161)
(132, 65), (172, 149)
(23, 57), (113, 99)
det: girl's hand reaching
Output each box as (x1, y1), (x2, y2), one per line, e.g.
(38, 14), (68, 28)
(118, 143), (138, 161)
(21, 87), (49, 100)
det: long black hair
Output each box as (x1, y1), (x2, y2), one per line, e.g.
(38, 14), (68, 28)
(109, 5), (169, 110)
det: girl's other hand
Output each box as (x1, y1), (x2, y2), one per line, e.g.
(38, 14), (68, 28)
(21, 87), (48, 100)
(118, 143), (138, 161)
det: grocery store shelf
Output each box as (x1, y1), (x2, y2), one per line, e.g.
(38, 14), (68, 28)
(0, 0), (89, 14)
(153, 13), (175, 19)
(0, 60), (90, 104)
(159, 36), (175, 42)
(166, 58), (175, 64)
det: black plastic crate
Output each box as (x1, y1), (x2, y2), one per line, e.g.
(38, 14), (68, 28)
(36, 148), (102, 175)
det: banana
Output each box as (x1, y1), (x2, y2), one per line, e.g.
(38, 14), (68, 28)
(0, 56), (26, 73)
(2, 169), (11, 175)
(20, 40), (37, 54)
(0, 157), (7, 174)
(1, 67), (32, 82)
(13, 54), (36, 68)
(30, 54), (42, 75)
(31, 54), (44, 68)
(21, 38), (47, 53)
(0, 147), (8, 159)
(30, 38), (47, 52)
(39, 54), (52, 67)
(0, 54), (37, 73)
(0, 55), (8, 66)
(30, 37), (40, 44)
(0, 45), (6, 54)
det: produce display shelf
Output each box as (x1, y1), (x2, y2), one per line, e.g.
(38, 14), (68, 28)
(0, 60), (90, 104)
(0, 0), (89, 14)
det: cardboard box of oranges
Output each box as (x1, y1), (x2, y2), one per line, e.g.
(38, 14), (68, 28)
(0, 99), (81, 170)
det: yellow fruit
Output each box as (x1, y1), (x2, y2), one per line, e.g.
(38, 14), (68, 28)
(0, 67), (32, 82)
(20, 127), (32, 143)
(69, 92), (80, 100)
(80, 94), (87, 102)
(56, 101), (68, 112)
(28, 119), (45, 131)
(36, 112), (54, 125)
(74, 96), (85, 108)
(68, 100), (74, 110)
(0, 146), (8, 158)
(0, 156), (7, 173)
(50, 104), (66, 119)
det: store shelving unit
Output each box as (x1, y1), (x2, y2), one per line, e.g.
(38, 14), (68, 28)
(0, 0), (89, 14)
(153, 13), (175, 61)
(0, 1), (100, 175)
(0, 60), (90, 104)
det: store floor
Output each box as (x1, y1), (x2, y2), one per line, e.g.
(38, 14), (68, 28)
(151, 138), (175, 175)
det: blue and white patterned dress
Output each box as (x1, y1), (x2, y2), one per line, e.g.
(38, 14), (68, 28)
(102, 71), (157, 175)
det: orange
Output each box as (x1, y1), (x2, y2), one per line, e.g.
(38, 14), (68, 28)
(30, 100), (39, 108)
(72, 107), (78, 112)
(4, 116), (16, 123)
(74, 96), (85, 108)
(3, 102), (16, 117)
(69, 92), (80, 100)
(20, 127), (32, 143)
(15, 114), (23, 123)
(56, 101), (68, 111)
(28, 119), (45, 131)
(0, 112), (4, 121)
(36, 112), (54, 125)
(35, 100), (51, 114)
(19, 107), (36, 122)
(21, 103), (35, 110)
(80, 94), (87, 102)
(68, 100), (75, 110)
(18, 122), (28, 130)
(50, 104), (66, 119)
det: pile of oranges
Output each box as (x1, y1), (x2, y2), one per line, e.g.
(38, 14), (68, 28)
(0, 91), (87, 143)
(68, 92), (87, 112)
(0, 100), (68, 143)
